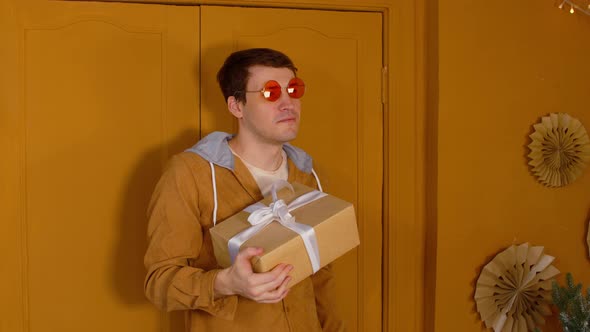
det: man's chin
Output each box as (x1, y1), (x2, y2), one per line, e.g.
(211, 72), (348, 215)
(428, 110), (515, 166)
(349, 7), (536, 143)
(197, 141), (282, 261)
(276, 131), (298, 144)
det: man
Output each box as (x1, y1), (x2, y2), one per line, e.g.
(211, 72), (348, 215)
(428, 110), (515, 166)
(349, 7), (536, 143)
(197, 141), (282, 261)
(144, 48), (343, 331)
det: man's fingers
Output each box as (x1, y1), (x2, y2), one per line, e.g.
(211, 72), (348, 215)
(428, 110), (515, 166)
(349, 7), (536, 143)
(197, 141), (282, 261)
(230, 249), (294, 303)
(256, 278), (291, 303)
(248, 263), (292, 287)
(243, 264), (293, 301)
(233, 247), (264, 275)
(236, 247), (263, 262)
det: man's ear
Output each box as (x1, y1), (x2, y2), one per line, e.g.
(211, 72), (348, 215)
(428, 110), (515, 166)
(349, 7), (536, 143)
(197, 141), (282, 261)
(227, 96), (243, 119)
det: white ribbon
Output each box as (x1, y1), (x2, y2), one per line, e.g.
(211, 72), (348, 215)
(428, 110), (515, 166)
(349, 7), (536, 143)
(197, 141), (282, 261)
(228, 180), (327, 273)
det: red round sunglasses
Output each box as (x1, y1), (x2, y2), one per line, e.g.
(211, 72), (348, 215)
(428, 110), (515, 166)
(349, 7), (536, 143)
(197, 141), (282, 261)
(243, 77), (305, 102)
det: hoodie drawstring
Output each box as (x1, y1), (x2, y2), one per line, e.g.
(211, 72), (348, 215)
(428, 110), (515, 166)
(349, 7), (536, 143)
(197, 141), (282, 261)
(209, 162), (218, 226)
(311, 168), (323, 192)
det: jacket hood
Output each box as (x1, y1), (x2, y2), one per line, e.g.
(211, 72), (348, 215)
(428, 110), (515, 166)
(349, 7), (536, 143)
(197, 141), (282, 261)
(185, 131), (314, 173)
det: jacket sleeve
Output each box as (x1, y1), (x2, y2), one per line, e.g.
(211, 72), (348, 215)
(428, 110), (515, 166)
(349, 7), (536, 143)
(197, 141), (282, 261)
(143, 155), (238, 320)
(311, 263), (346, 331)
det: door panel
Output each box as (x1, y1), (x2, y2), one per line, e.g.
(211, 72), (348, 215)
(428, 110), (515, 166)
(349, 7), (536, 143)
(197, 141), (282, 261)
(1, 1), (199, 331)
(201, 6), (383, 332)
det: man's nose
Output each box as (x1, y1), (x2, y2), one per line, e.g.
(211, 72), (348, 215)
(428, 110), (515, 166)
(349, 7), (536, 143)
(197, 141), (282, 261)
(277, 89), (295, 110)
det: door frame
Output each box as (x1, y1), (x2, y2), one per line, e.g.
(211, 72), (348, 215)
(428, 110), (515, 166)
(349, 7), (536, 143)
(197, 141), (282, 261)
(58, 0), (430, 331)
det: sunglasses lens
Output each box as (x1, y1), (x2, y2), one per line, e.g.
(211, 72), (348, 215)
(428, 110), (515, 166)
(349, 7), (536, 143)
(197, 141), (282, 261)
(262, 80), (281, 101)
(287, 77), (305, 99)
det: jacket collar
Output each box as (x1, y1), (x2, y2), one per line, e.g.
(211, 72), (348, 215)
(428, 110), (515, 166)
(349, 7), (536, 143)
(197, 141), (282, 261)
(185, 131), (314, 174)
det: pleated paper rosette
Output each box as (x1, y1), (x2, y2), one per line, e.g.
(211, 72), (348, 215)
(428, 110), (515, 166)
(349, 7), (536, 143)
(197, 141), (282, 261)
(474, 243), (560, 332)
(528, 113), (590, 187)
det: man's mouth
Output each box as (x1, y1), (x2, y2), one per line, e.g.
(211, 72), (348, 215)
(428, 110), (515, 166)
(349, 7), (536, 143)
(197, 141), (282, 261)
(276, 117), (297, 123)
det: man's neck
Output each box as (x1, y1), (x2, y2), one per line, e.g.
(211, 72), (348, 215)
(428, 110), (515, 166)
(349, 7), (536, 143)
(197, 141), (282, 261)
(229, 134), (284, 172)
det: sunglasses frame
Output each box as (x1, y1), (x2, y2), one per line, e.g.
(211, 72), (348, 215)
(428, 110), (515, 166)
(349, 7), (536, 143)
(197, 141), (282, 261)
(241, 77), (305, 102)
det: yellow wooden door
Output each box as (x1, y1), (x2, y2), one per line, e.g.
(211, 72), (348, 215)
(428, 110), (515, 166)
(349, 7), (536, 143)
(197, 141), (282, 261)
(0, 1), (199, 331)
(201, 6), (383, 332)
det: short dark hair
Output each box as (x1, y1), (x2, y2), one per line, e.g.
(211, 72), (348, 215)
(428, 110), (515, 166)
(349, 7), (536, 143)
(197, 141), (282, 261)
(217, 48), (298, 103)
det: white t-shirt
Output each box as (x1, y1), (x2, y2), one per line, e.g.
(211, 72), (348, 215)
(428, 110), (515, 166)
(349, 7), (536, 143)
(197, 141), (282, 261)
(231, 148), (288, 196)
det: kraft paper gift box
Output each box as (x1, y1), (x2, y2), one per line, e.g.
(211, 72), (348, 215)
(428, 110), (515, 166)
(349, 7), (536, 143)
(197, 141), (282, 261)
(210, 182), (359, 287)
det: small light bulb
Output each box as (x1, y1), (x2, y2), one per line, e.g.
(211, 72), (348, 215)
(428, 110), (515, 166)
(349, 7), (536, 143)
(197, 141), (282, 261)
(559, 2), (564, 9)
(570, 5), (575, 13)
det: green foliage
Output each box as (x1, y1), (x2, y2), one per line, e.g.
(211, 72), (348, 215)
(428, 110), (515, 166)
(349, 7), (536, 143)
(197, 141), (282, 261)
(552, 273), (590, 332)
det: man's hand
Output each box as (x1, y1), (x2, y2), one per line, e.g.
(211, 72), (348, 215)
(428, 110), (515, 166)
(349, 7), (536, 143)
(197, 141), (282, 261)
(214, 247), (293, 303)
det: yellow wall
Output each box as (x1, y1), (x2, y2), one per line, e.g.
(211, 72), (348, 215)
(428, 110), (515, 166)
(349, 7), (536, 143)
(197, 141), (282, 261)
(434, 0), (590, 331)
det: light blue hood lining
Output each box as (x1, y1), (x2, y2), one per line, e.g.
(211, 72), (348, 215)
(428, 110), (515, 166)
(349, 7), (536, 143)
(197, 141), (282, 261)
(185, 131), (314, 174)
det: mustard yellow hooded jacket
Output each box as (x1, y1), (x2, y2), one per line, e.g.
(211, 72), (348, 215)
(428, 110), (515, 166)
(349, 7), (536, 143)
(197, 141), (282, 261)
(144, 132), (344, 331)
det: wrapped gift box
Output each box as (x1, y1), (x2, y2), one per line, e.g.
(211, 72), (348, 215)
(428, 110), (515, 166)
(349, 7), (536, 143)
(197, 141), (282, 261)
(210, 182), (359, 287)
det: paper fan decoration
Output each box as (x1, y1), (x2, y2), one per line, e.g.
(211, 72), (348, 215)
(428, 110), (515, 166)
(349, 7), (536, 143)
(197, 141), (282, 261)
(474, 243), (560, 332)
(528, 113), (590, 187)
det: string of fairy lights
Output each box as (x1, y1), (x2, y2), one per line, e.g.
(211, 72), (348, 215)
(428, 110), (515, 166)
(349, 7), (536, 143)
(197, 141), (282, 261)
(558, 0), (590, 16)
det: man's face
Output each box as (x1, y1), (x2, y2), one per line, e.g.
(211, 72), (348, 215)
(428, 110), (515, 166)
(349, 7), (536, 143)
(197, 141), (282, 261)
(235, 65), (301, 145)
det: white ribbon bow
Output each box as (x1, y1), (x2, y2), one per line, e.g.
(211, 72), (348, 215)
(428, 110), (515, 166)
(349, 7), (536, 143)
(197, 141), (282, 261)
(228, 180), (326, 273)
